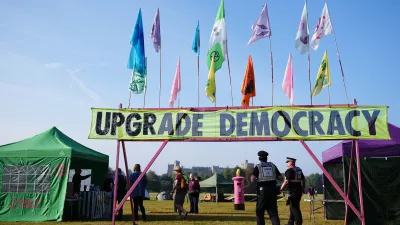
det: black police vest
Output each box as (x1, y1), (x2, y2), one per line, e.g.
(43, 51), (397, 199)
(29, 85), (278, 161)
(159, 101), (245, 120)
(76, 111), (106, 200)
(256, 162), (277, 182)
(288, 167), (303, 183)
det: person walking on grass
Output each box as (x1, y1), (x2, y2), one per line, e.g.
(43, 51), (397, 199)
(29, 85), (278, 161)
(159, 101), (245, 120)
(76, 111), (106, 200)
(280, 157), (305, 225)
(251, 150), (283, 225)
(171, 166), (189, 220)
(188, 173), (201, 214)
(130, 164), (147, 221)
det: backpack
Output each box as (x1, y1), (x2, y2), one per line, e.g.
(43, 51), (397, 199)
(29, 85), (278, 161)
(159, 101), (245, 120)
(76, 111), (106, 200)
(180, 174), (189, 191)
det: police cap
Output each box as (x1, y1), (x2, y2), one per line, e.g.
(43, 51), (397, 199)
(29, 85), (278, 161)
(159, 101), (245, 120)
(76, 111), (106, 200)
(258, 151), (269, 157)
(286, 157), (296, 163)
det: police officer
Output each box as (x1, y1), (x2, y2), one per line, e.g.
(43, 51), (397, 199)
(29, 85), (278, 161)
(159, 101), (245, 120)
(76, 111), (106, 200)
(251, 151), (283, 225)
(280, 157), (305, 225)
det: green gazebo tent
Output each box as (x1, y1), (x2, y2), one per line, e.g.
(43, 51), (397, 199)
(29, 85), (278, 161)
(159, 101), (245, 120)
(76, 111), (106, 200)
(0, 127), (109, 222)
(199, 173), (233, 202)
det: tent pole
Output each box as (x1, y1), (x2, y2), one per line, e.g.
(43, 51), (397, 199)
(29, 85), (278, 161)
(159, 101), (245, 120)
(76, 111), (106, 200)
(355, 139), (365, 225)
(116, 140), (169, 212)
(299, 140), (362, 221)
(344, 140), (355, 224)
(122, 141), (135, 224)
(112, 140), (121, 225)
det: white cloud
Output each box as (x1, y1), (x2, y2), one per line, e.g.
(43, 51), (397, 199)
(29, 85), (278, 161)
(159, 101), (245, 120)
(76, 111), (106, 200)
(44, 62), (63, 69)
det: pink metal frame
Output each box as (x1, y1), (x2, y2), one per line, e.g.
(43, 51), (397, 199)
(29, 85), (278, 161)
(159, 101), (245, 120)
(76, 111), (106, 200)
(110, 102), (367, 225)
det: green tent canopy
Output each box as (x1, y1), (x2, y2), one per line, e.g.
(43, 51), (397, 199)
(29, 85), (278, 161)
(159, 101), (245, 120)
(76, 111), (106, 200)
(199, 173), (233, 188)
(0, 127), (109, 222)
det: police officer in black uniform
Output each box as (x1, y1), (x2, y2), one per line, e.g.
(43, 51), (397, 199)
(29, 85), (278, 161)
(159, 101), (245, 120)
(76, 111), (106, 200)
(251, 151), (283, 225)
(280, 157), (305, 225)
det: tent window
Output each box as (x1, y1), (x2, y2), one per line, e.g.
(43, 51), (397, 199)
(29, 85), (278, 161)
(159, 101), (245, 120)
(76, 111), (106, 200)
(1, 165), (50, 193)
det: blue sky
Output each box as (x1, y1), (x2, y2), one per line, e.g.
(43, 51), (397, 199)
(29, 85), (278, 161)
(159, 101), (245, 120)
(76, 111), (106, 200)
(1, 0), (399, 176)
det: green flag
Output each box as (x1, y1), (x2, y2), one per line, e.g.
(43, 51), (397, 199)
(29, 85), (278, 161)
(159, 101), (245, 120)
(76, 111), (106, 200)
(206, 0), (227, 72)
(312, 50), (331, 97)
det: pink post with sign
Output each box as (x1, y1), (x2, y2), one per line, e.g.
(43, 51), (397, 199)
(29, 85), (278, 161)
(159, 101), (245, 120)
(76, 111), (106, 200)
(232, 169), (245, 210)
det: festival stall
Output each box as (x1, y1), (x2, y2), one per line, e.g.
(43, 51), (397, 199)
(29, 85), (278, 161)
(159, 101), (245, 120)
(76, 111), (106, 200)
(322, 123), (400, 224)
(0, 127), (109, 222)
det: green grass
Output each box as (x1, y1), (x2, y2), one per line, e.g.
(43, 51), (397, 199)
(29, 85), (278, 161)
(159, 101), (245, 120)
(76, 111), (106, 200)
(1, 194), (344, 225)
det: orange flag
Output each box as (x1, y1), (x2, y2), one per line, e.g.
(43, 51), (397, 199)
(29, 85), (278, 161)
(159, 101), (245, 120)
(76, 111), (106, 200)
(241, 55), (256, 106)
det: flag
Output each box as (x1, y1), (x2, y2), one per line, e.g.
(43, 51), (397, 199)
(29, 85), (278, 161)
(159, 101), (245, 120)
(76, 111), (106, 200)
(206, 0), (227, 72)
(294, 2), (309, 54)
(311, 3), (333, 50)
(151, 8), (161, 53)
(282, 53), (294, 105)
(192, 21), (200, 55)
(206, 55), (216, 103)
(312, 50), (330, 97)
(248, 3), (271, 45)
(241, 55), (256, 106)
(169, 57), (181, 107)
(127, 9), (147, 94)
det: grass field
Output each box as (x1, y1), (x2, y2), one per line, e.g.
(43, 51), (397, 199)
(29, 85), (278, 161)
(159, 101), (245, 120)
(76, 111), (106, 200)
(1, 194), (344, 225)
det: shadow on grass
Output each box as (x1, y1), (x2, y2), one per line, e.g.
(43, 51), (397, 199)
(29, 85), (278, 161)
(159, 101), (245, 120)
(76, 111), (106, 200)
(122, 214), (289, 222)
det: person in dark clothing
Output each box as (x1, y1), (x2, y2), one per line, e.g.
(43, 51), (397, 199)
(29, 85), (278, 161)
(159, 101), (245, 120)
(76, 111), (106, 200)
(251, 151), (283, 225)
(171, 166), (189, 220)
(103, 172), (113, 192)
(72, 169), (91, 195)
(129, 164), (148, 221)
(280, 157), (305, 225)
(188, 173), (200, 214)
(112, 168), (126, 221)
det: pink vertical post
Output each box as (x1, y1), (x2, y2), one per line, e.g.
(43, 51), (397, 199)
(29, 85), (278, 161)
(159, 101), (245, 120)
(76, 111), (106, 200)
(299, 140), (362, 221)
(112, 140), (121, 225)
(232, 175), (245, 210)
(355, 140), (366, 225)
(122, 141), (135, 224)
(344, 140), (355, 224)
(116, 140), (169, 211)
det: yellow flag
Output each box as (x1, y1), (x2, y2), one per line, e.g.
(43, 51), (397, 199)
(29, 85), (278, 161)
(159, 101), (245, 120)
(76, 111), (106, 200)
(312, 50), (331, 97)
(205, 55), (216, 103)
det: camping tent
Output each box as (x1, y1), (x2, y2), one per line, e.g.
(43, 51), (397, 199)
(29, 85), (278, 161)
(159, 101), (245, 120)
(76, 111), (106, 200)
(0, 127), (109, 222)
(156, 191), (173, 201)
(322, 123), (400, 224)
(199, 173), (233, 202)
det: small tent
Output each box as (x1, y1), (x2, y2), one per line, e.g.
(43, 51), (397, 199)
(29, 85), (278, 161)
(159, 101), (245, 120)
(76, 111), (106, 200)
(0, 127), (109, 222)
(156, 191), (172, 201)
(322, 123), (400, 224)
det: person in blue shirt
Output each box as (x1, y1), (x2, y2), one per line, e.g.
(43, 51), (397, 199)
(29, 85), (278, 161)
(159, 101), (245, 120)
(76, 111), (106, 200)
(130, 164), (148, 221)
(112, 168), (126, 221)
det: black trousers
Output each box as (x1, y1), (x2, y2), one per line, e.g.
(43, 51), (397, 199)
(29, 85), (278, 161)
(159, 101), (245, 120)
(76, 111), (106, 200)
(256, 187), (280, 225)
(132, 196), (146, 221)
(189, 192), (199, 213)
(116, 195), (124, 221)
(288, 192), (303, 225)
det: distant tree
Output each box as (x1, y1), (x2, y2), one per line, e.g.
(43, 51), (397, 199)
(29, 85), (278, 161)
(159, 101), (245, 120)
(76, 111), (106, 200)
(305, 173), (323, 193)
(108, 167), (114, 173)
(146, 170), (161, 192)
(231, 166), (244, 178)
(222, 168), (232, 180)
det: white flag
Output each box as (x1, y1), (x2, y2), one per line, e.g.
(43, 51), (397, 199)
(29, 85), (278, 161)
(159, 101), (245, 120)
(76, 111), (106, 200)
(294, 2), (309, 54)
(311, 3), (333, 50)
(248, 3), (271, 45)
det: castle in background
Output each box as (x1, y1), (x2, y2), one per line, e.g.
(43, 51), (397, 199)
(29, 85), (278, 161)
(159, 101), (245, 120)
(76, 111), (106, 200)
(167, 160), (254, 175)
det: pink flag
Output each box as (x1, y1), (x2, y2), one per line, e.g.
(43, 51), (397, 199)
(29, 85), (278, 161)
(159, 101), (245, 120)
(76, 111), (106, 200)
(169, 57), (181, 107)
(282, 53), (294, 105)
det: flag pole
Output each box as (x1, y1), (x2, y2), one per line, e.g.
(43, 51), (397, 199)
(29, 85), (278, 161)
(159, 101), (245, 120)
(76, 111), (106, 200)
(306, 0), (313, 105)
(226, 40), (234, 106)
(328, 85), (331, 106)
(197, 55), (200, 107)
(268, 37), (274, 106)
(158, 48), (162, 108)
(327, 2), (349, 104)
(128, 72), (133, 108)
